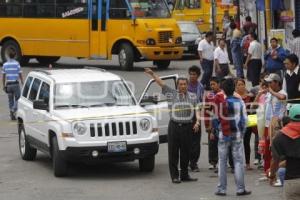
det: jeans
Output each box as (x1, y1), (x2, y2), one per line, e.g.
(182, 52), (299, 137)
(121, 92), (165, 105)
(231, 51), (244, 78)
(217, 138), (246, 193)
(278, 168), (286, 185)
(6, 83), (21, 112)
(200, 59), (213, 90)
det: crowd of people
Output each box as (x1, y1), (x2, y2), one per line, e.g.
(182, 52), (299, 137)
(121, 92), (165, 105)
(144, 15), (300, 199)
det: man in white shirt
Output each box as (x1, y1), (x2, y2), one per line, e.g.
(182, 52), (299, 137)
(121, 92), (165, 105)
(244, 33), (262, 86)
(291, 29), (300, 60)
(283, 54), (300, 105)
(214, 39), (230, 79)
(198, 31), (215, 90)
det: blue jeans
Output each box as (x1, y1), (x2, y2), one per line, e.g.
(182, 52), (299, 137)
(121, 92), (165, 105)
(217, 138), (246, 193)
(278, 167), (286, 185)
(231, 51), (244, 78)
(200, 59), (213, 89)
(6, 83), (21, 112)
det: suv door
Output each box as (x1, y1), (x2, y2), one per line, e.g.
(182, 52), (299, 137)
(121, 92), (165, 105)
(31, 81), (51, 149)
(26, 78), (42, 140)
(139, 75), (178, 143)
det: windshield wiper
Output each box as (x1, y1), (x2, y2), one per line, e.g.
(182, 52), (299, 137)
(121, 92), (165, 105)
(55, 104), (89, 109)
(115, 103), (132, 106)
(88, 103), (116, 107)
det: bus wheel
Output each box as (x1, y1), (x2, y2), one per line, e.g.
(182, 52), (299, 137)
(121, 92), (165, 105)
(153, 60), (170, 70)
(118, 43), (134, 71)
(36, 56), (60, 65)
(1, 40), (29, 65)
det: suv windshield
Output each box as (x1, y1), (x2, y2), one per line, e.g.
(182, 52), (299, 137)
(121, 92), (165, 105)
(129, 0), (170, 18)
(54, 80), (135, 109)
(178, 23), (200, 34)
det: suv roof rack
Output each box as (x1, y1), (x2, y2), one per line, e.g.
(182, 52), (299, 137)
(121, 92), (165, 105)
(84, 66), (106, 72)
(33, 70), (52, 75)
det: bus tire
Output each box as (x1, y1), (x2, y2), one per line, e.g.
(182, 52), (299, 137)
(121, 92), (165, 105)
(36, 56), (60, 65)
(118, 43), (134, 71)
(1, 40), (29, 65)
(153, 60), (170, 70)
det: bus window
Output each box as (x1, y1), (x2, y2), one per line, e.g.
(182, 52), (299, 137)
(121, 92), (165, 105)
(175, 0), (200, 9)
(0, 4), (22, 17)
(109, 0), (131, 19)
(186, 0), (200, 9)
(129, 0), (170, 18)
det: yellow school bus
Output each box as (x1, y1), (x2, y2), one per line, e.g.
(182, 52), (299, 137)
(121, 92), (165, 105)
(172, 0), (237, 32)
(0, 0), (183, 70)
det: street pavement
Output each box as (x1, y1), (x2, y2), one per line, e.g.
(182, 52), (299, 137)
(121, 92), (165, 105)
(0, 56), (283, 200)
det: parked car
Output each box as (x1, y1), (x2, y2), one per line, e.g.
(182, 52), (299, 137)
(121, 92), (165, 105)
(17, 67), (178, 177)
(177, 21), (202, 55)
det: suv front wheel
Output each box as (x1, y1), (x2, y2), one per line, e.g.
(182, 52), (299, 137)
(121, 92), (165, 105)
(139, 155), (155, 172)
(52, 136), (68, 177)
(18, 124), (37, 161)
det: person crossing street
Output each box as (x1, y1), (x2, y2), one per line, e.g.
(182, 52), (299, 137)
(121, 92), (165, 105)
(2, 51), (24, 120)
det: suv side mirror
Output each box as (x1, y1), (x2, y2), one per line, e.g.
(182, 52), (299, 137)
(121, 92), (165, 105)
(33, 100), (48, 111)
(140, 96), (158, 105)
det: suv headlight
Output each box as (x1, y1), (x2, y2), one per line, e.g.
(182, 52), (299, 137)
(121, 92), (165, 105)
(140, 118), (150, 131)
(73, 122), (87, 136)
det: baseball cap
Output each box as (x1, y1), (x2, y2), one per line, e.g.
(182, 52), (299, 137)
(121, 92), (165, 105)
(264, 73), (282, 83)
(289, 104), (300, 121)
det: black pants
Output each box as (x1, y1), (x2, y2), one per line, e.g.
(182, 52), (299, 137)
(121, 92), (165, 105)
(200, 59), (214, 90)
(168, 120), (192, 179)
(217, 64), (230, 79)
(190, 128), (201, 168)
(228, 146), (234, 169)
(226, 40), (233, 64)
(208, 135), (218, 165)
(254, 131), (261, 160)
(247, 59), (262, 87)
(243, 127), (252, 165)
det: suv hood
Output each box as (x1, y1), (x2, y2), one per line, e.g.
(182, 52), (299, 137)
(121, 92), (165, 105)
(52, 106), (150, 121)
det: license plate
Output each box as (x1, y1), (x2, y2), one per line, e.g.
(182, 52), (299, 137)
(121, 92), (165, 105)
(107, 141), (127, 153)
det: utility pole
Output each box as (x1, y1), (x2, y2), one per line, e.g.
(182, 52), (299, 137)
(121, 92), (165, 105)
(211, 0), (217, 45)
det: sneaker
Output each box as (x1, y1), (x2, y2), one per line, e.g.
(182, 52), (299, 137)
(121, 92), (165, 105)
(273, 180), (283, 187)
(237, 190), (252, 196)
(209, 164), (215, 170)
(253, 159), (259, 165)
(258, 176), (268, 181)
(10, 111), (16, 120)
(215, 191), (226, 196)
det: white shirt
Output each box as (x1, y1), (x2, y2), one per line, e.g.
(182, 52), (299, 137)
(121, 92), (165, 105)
(291, 37), (300, 60)
(248, 40), (262, 59)
(198, 39), (214, 60)
(283, 66), (300, 93)
(214, 46), (229, 64)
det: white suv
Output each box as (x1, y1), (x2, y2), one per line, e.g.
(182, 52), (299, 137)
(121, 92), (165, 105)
(17, 68), (176, 177)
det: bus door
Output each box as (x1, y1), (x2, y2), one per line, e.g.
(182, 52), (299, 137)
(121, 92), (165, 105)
(90, 0), (107, 59)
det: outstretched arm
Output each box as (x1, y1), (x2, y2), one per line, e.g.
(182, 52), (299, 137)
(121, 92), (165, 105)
(144, 68), (165, 88)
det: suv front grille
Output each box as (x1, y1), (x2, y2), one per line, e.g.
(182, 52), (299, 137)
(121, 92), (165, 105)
(89, 121), (138, 138)
(158, 31), (173, 43)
